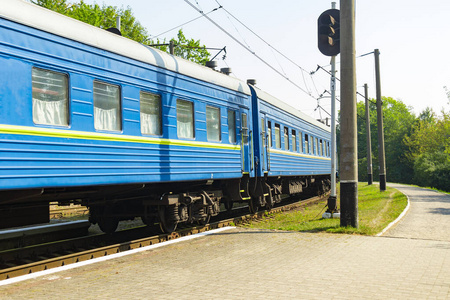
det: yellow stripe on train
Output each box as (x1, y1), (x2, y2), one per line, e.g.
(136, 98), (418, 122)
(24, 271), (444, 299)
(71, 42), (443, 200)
(269, 148), (331, 161)
(0, 124), (241, 151)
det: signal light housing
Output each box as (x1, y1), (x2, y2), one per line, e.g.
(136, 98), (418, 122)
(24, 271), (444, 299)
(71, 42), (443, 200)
(318, 9), (340, 56)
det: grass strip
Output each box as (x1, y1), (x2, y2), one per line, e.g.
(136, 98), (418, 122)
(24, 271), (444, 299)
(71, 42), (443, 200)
(243, 183), (408, 235)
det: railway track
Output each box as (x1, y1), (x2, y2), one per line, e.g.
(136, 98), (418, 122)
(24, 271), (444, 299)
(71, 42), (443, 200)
(0, 193), (327, 281)
(49, 203), (89, 219)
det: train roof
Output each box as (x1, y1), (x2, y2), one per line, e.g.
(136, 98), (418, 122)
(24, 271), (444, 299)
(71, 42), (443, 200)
(0, 0), (251, 96)
(250, 86), (331, 132)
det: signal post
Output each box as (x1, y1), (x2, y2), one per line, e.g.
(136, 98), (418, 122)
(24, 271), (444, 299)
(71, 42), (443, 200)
(317, 4), (340, 215)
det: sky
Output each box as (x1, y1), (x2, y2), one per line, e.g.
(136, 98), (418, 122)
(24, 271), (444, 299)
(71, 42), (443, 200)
(81, 0), (450, 119)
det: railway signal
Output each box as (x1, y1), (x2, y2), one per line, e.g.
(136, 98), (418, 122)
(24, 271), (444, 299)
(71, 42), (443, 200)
(318, 4), (339, 218)
(317, 8), (340, 57)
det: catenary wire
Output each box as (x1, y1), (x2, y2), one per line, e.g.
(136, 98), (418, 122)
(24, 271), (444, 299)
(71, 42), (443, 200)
(215, 0), (313, 95)
(151, 6), (222, 39)
(184, 0), (316, 100)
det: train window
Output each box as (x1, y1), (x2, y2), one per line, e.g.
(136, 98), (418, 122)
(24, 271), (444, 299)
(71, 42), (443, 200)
(299, 132), (303, 153)
(292, 130), (297, 152)
(140, 91), (161, 136)
(241, 113), (248, 144)
(261, 118), (266, 147)
(177, 99), (194, 139)
(327, 141), (331, 157)
(206, 106), (221, 142)
(284, 127), (289, 150)
(32, 68), (69, 126)
(305, 134), (309, 154)
(267, 121), (272, 147)
(228, 110), (236, 144)
(275, 124), (281, 149)
(93, 81), (121, 131)
(315, 137), (319, 155)
(319, 139), (323, 156)
(261, 118), (265, 136)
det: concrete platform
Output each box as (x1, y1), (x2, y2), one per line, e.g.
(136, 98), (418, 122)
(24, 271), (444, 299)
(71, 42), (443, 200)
(0, 184), (449, 299)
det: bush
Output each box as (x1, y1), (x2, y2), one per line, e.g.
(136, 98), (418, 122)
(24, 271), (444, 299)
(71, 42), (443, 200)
(413, 152), (450, 192)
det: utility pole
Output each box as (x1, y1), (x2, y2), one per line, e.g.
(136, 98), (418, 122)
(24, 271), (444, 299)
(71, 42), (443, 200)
(339, 0), (358, 228)
(374, 49), (387, 191)
(364, 84), (373, 185)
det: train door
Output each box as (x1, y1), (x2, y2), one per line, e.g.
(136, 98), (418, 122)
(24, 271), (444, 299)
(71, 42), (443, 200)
(240, 110), (252, 175)
(260, 114), (270, 174)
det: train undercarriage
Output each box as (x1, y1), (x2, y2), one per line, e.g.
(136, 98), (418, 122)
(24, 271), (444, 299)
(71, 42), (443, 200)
(0, 175), (331, 233)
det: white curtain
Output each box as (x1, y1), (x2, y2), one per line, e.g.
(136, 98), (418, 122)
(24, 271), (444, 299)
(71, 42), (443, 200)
(177, 118), (193, 138)
(33, 98), (68, 126)
(94, 107), (119, 131)
(140, 112), (160, 135)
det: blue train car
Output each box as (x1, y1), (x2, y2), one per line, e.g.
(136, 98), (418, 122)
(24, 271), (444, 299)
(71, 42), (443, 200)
(247, 85), (331, 211)
(0, 1), (254, 232)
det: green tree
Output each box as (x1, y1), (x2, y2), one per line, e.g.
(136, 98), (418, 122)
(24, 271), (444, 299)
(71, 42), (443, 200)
(32, 0), (148, 43)
(404, 109), (450, 191)
(151, 30), (211, 65)
(347, 97), (415, 184)
(380, 98), (416, 183)
(32, 0), (70, 14)
(32, 0), (210, 64)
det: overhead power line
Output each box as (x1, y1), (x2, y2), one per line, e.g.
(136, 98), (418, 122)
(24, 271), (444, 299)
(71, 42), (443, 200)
(215, 0), (313, 96)
(151, 6), (222, 39)
(216, 1), (309, 74)
(313, 64), (377, 105)
(184, 0), (316, 100)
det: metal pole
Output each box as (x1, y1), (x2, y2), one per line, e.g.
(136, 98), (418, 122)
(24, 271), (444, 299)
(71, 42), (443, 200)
(327, 1), (337, 213)
(374, 49), (387, 191)
(327, 55), (337, 212)
(116, 16), (121, 31)
(364, 84), (373, 185)
(169, 40), (175, 55)
(339, 0), (358, 228)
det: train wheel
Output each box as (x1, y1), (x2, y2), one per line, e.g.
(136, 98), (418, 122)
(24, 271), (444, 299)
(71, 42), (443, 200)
(265, 195), (274, 211)
(158, 206), (178, 233)
(264, 183), (274, 211)
(98, 217), (119, 234)
(249, 196), (261, 214)
(197, 210), (211, 226)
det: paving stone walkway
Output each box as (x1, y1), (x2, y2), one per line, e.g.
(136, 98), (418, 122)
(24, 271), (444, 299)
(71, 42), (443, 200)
(384, 183), (450, 242)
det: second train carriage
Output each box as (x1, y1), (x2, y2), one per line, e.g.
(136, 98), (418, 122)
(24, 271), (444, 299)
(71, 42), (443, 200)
(0, 0), (331, 233)
(247, 86), (331, 212)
